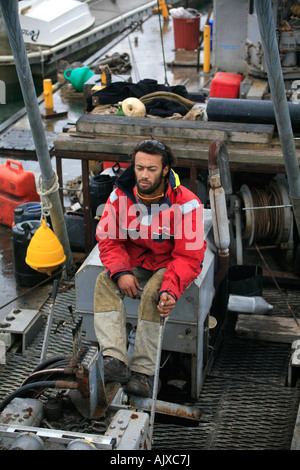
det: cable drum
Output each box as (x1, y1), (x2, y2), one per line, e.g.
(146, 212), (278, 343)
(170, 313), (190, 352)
(239, 180), (292, 245)
(269, 180), (293, 245)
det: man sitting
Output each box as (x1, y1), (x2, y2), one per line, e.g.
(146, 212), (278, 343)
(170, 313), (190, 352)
(94, 139), (206, 397)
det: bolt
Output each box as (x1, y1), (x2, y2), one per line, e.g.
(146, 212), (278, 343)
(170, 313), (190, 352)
(5, 315), (15, 321)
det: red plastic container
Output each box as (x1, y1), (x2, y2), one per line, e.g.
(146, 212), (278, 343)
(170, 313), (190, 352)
(0, 159), (40, 227)
(173, 15), (201, 51)
(210, 72), (244, 99)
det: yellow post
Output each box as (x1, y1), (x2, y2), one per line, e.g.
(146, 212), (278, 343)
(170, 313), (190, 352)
(203, 24), (211, 73)
(41, 78), (55, 109)
(159, 0), (169, 21)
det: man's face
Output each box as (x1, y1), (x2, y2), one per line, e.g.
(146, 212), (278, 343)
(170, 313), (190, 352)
(134, 151), (169, 195)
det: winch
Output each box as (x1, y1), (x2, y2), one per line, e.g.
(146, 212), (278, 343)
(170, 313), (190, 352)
(0, 316), (202, 450)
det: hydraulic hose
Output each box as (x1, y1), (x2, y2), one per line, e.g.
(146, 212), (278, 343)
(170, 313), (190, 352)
(0, 380), (78, 412)
(32, 355), (67, 373)
(21, 368), (74, 387)
(0, 381), (57, 412)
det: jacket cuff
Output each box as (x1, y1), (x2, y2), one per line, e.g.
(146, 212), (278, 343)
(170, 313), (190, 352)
(158, 290), (178, 302)
(111, 270), (133, 281)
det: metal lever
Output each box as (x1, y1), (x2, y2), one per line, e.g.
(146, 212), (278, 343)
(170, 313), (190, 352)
(40, 280), (59, 362)
(149, 315), (167, 443)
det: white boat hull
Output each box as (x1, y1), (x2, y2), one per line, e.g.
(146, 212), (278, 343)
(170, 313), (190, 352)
(18, 0), (95, 46)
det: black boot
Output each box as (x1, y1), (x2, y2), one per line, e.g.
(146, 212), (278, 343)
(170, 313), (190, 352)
(124, 371), (154, 397)
(103, 356), (130, 384)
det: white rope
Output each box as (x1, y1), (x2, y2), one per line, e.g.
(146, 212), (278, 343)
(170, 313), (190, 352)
(37, 171), (60, 221)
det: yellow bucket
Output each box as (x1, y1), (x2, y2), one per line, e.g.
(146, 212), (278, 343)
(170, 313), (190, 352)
(25, 219), (66, 276)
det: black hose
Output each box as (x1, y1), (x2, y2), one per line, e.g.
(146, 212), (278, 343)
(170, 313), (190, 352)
(22, 370), (67, 386)
(0, 381), (57, 412)
(32, 355), (66, 373)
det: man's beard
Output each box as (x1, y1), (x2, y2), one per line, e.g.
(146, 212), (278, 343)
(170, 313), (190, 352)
(135, 170), (164, 195)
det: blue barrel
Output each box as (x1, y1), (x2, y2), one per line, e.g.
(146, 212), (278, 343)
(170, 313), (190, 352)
(11, 220), (49, 287)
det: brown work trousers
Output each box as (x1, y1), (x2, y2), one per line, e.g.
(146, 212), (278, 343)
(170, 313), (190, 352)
(94, 267), (166, 376)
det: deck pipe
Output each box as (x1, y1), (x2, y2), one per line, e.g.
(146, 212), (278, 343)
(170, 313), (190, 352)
(254, 0), (300, 238)
(207, 98), (300, 132)
(0, 0), (75, 277)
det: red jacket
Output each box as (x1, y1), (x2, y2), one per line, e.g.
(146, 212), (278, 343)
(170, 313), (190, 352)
(96, 165), (206, 301)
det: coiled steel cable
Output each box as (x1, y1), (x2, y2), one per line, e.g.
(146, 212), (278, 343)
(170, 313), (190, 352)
(246, 186), (285, 243)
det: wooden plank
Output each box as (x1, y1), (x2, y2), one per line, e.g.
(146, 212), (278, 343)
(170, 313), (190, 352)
(53, 133), (297, 173)
(54, 133), (142, 156)
(75, 115), (274, 144)
(235, 314), (300, 343)
(262, 268), (300, 285)
(54, 131), (299, 173)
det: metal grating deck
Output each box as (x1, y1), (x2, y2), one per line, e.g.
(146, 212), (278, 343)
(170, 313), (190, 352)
(153, 376), (300, 450)
(152, 312), (300, 450)
(152, 334), (300, 450)
(0, 285), (300, 450)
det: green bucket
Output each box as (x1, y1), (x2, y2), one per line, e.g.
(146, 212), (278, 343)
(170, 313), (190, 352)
(64, 66), (94, 92)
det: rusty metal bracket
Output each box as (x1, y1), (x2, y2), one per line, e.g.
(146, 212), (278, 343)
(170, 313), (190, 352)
(208, 140), (231, 286)
(128, 396), (202, 422)
(208, 139), (232, 195)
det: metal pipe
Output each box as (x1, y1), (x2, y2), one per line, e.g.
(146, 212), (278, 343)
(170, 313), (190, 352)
(243, 204), (292, 210)
(208, 140), (231, 286)
(208, 139), (232, 195)
(233, 196), (243, 265)
(0, 0), (75, 277)
(254, 0), (300, 237)
(206, 98), (300, 130)
(130, 396), (202, 422)
(40, 280), (59, 362)
(149, 316), (166, 444)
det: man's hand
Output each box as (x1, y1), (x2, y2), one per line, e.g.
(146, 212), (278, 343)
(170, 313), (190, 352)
(117, 274), (143, 299)
(157, 292), (176, 317)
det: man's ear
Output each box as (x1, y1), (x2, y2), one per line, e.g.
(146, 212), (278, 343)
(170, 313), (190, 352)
(163, 165), (169, 177)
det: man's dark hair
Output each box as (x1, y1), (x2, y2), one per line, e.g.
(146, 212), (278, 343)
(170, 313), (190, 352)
(131, 139), (177, 168)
